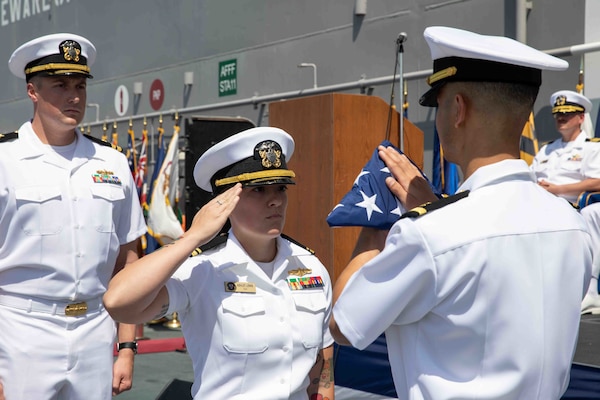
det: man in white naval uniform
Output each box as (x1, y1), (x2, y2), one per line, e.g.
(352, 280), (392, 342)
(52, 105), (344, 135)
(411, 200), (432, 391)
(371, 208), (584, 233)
(0, 33), (146, 399)
(330, 27), (592, 400)
(531, 90), (600, 314)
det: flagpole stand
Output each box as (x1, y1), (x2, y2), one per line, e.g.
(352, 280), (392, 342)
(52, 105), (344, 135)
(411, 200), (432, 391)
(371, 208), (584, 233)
(163, 311), (182, 330)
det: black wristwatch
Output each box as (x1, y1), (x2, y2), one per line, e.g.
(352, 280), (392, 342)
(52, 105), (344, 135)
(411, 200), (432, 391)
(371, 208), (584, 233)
(117, 341), (138, 354)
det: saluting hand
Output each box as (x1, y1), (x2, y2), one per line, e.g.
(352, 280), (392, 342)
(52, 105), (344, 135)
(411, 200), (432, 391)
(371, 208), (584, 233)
(186, 183), (242, 245)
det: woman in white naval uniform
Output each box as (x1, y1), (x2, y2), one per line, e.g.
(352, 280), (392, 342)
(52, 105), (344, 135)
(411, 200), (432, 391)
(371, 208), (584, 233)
(104, 127), (335, 400)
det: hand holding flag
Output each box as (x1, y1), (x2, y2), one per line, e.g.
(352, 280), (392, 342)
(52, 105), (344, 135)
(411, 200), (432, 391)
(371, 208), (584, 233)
(327, 140), (439, 230)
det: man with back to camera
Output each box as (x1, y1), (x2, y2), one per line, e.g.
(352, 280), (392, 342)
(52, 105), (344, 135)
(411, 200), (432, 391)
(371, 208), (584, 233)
(531, 90), (600, 315)
(0, 33), (146, 399)
(330, 26), (592, 399)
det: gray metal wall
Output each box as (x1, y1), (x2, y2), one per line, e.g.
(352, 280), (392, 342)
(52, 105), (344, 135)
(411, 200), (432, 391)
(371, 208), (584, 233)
(0, 0), (587, 175)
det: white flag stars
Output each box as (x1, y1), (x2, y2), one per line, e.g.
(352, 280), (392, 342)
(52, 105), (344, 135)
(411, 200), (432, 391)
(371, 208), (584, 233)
(355, 190), (383, 220)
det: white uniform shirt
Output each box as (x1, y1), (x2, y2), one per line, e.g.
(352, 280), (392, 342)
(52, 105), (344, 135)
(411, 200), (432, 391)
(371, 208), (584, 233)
(334, 159), (592, 400)
(0, 122), (146, 300)
(531, 131), (600, 202)
(165, 232), (334, 400)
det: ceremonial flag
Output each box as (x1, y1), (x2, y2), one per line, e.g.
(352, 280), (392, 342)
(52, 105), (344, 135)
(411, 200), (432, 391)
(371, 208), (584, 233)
(432, 112), (460, 195)
(146, 121), (184, 245)
(101, 123), (108, 142)
(519, 112), (538, 166)
(134, 121), (148, 202)
(326, 140), (439, 230)
(576, 55), (595, 138)
(147, 123), (166, 204)
(111, 121), (119, 147)
(402, 80), (409, 119)
(126, 120), (137, 174)
(144, 121), (166, 253)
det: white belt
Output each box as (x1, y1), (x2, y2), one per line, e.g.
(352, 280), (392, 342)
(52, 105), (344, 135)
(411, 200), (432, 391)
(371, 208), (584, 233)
(0, 294), (103, 317)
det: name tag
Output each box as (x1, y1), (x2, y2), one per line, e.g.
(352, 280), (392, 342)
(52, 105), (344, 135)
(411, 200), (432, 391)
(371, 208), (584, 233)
(224, 281), (256, 294)
(287, 276), (324, 291)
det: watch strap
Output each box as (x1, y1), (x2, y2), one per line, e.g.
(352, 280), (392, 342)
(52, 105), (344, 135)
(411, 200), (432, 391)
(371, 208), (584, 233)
(117, 341), (138, 354)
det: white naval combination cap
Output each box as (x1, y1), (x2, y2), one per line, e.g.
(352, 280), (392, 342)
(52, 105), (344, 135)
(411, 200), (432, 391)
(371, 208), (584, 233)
(9, 33), (96, 80)
(419, 26), (569, 107)
(550, 90), (592, 114)
(193, 126), (296, 193)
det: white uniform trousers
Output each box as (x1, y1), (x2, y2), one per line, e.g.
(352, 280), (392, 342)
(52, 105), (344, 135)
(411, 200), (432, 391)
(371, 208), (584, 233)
(581, 203), (600, 294)
(0, 301), (115, 400)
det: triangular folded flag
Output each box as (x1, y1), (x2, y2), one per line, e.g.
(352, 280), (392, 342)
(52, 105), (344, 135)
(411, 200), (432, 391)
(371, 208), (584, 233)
(327, 140), (440, 230)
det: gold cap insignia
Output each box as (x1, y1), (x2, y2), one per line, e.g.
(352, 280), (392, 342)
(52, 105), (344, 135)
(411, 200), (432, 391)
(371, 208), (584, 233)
(60, 40), (81, 63)
(256, 140), (282, 169)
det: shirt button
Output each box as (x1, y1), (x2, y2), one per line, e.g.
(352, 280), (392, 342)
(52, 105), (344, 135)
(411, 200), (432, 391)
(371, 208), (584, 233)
(282, 346), (289, 353)
(279, 316), (285, 323)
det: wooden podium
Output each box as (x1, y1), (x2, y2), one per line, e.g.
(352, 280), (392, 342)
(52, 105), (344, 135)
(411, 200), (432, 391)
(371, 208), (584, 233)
(269, 93), (424, 283)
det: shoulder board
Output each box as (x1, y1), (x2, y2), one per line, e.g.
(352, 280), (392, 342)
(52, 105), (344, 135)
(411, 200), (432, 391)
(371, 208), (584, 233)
(0, 131), (18, 142)
(281, 233), (315, 255)
(83, 134), (123, 153)
(400, 190), (470, 220)
(190, 233), (229, 257)
(586, 138), (600, 143)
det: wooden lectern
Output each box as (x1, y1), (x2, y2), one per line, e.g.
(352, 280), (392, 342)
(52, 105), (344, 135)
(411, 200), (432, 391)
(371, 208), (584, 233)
(269, 93), (424, 283)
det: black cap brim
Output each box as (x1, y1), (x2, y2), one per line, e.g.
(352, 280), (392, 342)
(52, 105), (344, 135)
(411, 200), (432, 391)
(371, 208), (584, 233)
(419, 82), (445, 107)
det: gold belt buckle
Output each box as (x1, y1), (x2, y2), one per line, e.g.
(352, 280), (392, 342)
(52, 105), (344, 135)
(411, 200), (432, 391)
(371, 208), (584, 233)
(65, 302), (88, 317)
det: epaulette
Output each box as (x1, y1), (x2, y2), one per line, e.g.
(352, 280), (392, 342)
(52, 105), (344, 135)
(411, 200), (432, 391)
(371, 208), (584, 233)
(84, 134), (123, 153)
(586, 138), (600, 143)
(190, 233), (229, 257)
(400, 190), (470, 220)
(281, 233), (315, 255)
(0, 131), (18, 142)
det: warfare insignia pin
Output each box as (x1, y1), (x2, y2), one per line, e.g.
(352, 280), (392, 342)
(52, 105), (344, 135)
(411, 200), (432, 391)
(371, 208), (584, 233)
(288, 268), (312, 277)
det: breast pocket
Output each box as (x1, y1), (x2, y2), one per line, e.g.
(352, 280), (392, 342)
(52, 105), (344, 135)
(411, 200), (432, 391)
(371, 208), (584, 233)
(89, 185), (125, 233)
(15, 186), (63, 235)
(292, 291), (327, 348)
(220, 295), (269, 354)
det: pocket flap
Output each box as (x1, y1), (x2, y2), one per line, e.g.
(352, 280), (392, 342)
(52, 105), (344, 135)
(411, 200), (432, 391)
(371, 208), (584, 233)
(222, 296), (265, 317)
(15, 186), (61, 203)
(292, 292), (326, 313)
(90, 185), (125, 201)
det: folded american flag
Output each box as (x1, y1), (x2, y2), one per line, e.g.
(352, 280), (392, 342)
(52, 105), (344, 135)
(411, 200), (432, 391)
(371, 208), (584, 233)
(326, 140), (439, 230)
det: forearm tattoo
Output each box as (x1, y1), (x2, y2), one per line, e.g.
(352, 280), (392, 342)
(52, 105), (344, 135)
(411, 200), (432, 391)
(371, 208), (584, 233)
(153, 302), (169, 319)
(309, 352), (333, 400)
